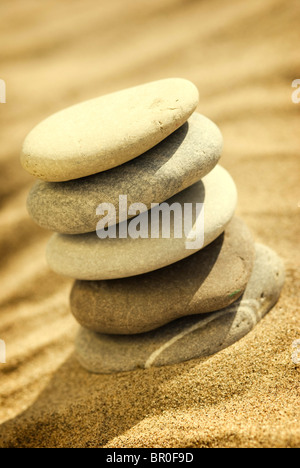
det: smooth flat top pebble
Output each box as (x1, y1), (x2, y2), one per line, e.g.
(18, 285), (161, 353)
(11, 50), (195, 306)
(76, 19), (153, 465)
(21, 78), (199, 182)
(75, 243), (285, 374)
(27, 113), (223, 234)
(46, 165), (237, 280)
(71, 217), (255, 334)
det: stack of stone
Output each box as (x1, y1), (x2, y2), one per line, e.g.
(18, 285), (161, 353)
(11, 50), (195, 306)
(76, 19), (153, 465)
(21, 78), (285, 374)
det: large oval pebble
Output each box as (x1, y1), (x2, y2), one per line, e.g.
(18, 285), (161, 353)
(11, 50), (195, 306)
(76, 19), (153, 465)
(27, 113), (222, 234)
(75, 244), (285, 374)
(46, 165), (237, 280)
(21, 78), (199, 181)
(70, 218), (255, 334)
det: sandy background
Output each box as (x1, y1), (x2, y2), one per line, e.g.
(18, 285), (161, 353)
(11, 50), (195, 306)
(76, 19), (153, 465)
(0, 0), (299, 448)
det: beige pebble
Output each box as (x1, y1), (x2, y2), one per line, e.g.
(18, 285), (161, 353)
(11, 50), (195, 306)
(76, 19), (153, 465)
(46, 165), (238, 280)
(21, 78), (199, 181)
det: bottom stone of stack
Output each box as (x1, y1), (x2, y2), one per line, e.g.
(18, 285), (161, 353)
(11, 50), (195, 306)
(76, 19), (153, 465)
(75, 244), (285, 374)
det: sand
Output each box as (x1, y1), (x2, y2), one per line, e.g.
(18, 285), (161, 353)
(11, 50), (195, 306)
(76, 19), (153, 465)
(0, 0), (299, 448)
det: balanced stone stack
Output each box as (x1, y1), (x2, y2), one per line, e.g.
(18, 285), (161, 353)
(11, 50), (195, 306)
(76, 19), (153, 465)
(21, 78), (285, 374)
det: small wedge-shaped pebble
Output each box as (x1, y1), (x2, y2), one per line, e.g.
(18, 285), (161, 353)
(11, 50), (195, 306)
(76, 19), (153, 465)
(21, 78), (199, 181)
(70, 218), (255, 334)
(75, 244), (285, 373)
(27, 113), (222, 234)
(46, 165), (237, 280)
